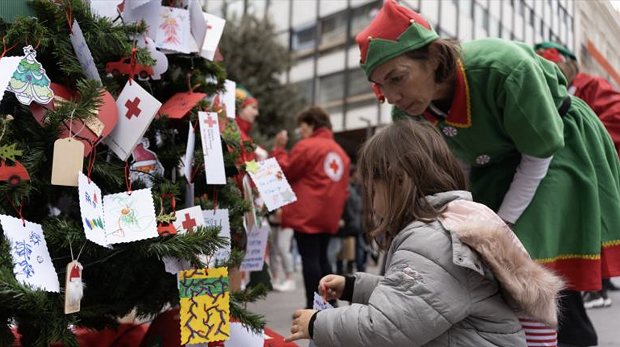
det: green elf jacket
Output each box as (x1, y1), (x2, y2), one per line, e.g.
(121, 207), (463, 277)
(394, 38), (620, 291)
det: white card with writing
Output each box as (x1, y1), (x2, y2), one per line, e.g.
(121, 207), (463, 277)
(198, 111), (226, 185)
(308, 291), (335, 347)
(0, 215), (60, 292)
(78, 172), (108, 247)
(182, 121), (196, 182)
(247, 158), (297, 212)
(0, 56), (22, 104)
(201, 12), (226, 61)
(121, 0), (161, 38)
(156, 7), (191, 54)
(222, 79), (236, 119)
(224, 322), (264, 347)
(239, 225), (270, 272)
(70, 20), (102, 85)
(103, 188), (158, 244)
(104, 81), (161, 161)
(203, 209), (231, 266)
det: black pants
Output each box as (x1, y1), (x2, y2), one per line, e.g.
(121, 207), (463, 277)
(295, 231), (332, 309)
(557, 290), (597, 346)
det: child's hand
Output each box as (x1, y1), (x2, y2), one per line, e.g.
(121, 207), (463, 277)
(285, 309), (316, 342)
(319, 274), (345, 300)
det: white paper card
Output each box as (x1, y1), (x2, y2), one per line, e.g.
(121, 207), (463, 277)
(201, 12), (226, 61)
(89, 0), (123, 20)
(224, 322), (264, 347)
(198, 111), (226, 185)
(137, 37), (168, 80)
(162, 205), (207, 274)
(121, 0), (161, 39)
(189, 0), (207, 52)
(203, 209), (231, 266)
(0, 56), (22, 103)
(78, 172), (108, 247)
(239, 225), (270, 272)
(0, 215), (60, 292)
(247, 158), (297, 212)
(70, 20), (102, 85)
(103, 188), (158, 244)
(182, 121), (196, 182)
(313, 291), (334, 311)
(223, 79), (236, 119)
(128, 0), (153, 9)
(156, 7), (191, 54)
(104, 81), (161, 161)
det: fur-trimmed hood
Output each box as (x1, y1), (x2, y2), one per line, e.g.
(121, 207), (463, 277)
(438, 192), (565, 327)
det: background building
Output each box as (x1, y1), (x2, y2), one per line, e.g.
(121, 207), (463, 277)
(202, 0), (620, 151)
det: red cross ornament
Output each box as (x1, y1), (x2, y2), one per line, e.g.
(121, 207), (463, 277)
(125, 97), (142, 119)
(204, 115), (217, 128)
(181, 213), (197, 232)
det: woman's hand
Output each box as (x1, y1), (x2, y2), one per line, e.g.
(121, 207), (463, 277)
(273, 130), (288, 150)
(285, 309), (316, 342)
(319, 274), (345, 301)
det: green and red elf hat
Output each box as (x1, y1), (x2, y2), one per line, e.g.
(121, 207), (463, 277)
(356, 0), (439, 103)
(235, 85), (258, 110)
(534, 41), (576, 63)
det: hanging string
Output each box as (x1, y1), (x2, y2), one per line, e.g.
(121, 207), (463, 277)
(86, 137), (101, 182)
(211, 187), (218, 212)
(6, 193), (25, 226)
(189, 163), (203, 184)
(161, 194), (177, 216)
(61, 0), (74, 34)
(127, 45), (138, 85)
(34, 37), (42, 50)
(124, 161), (132, 195)
(0, 37), (18, 59)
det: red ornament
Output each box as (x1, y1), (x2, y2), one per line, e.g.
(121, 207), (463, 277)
(0, 159), (29, 185)
(157, 222), (177, 237)
(105, 57), (154, 79)
(30, 83), (119, 156)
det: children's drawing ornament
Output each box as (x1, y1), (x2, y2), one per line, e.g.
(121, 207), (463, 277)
(7, 45), (54, 106)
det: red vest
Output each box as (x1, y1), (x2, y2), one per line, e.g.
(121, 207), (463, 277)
(272, 128), (350, 234)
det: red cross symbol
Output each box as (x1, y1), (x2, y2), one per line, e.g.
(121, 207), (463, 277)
(93, 193), (98, 204)
(329, 159), (339, 173)
(125, 97), (142, 119)
(204, 115), (217, 128)
(181, 213), (197, 231)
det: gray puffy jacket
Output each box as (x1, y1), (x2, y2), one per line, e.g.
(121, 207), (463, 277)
(313, 191), (527, 347)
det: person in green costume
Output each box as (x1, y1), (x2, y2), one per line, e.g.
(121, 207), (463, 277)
(356, 1), (620, 346)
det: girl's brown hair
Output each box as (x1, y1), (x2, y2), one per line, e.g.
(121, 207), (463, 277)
(405, 38), (462, 84)
(358, 118), (467, 250)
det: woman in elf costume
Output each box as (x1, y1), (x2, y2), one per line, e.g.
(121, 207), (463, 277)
(356, 1), (620, 346)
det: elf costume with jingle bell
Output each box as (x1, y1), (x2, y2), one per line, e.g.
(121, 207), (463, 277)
(357, 0), (620, 293)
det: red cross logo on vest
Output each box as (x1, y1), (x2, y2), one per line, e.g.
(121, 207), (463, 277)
(125, 97), (142, 119)
(323, 151), (344, 182)
(181, 213), (197, 232)
(204, 115), (217, 127)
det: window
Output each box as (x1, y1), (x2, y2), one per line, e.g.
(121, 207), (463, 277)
(350, 1), (381, 38)
(294, 79), (315, 105)
(318, 72), (345, 105)
(292, 23), (316, 52)
(347, 69), (372, 98)
(474, 4), (489, 32)
(489, 16), (500, 37)
(320, 11), (347, 47)
(459, 0), (473, 17)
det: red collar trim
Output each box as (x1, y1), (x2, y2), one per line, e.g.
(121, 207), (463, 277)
(423, 60), (472, 128)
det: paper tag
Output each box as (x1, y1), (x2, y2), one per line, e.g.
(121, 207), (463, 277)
(0, 215), (60, 292)
(70, 20), (102, 85)
(78, 172), (108, 247)
(246, 158), (297, 212)
(189, 0), (207, 52)
(158, 92), (206, 119)
(203, 209), (231, 267)
(221, 80), (236, 119)
(51, 138), (84, 186)
(103, 81), (161, 161)
(156, 7), (192, 54)
(201, 12), (226, 61)
(239, 225), (270, 272)
(64, 260), (83, 314)
(0, 56), (22, 104)
(103, 188), (159, 244)
(198, 111), (226, 184)
(182, 121), (196, 183)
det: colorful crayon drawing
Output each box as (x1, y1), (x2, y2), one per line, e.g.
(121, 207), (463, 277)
(178, 267), (230, 344)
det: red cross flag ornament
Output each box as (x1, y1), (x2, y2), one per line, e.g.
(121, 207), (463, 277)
(181, 213), (197, 232)
(125, 97), (141, 119)
(323, 151), (344, 182)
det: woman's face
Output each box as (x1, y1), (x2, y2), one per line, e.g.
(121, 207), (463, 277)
(299, 122), (314, 139)
(372, 180), (387, 219)
(370, 54), (439, 116)
(239, 103), (259, 123)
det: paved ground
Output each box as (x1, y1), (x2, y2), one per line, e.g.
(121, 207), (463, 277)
(249, 265), (620, 346)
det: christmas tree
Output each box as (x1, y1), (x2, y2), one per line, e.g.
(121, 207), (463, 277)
(0, 1), (267, 346)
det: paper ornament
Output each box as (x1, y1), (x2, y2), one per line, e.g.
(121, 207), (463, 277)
(137, 37), (168, 80)
(70, 19), (102, 85)
(198, 111), (226, 185)
(178, 267), (230, 344)
(103, 188), (159, 244)
(158, 92), (206, 119)
(7, 45), (54, 105)
(30, 83), (119, 156)
(156, 6), (192, 53)
(78, 172), (108, 247)
(246, 158), (297, 212)
(0, 56), (22, 104)
(51, 138), (84, 187)
(130, 137), (164, 187)
(239, 225), (270, 272)
(64, 260), (84, 314)
(0, 143), (29, 185)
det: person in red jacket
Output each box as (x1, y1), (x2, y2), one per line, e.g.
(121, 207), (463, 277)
(235, 85), (261, 163)
(272, 106), (351, 309)
(536, 41), (620, 310)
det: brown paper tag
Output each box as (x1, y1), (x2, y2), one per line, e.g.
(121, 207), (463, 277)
(51, 138), (84, 186)
(64, 260), (83, 314)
